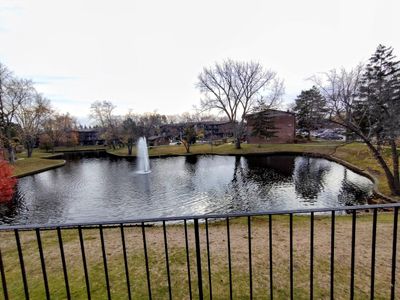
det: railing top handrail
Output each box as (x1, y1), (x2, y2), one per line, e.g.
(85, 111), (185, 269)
(0, 202), (399, 231)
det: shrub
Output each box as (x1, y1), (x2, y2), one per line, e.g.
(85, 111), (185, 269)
(0, 157), (17, 202)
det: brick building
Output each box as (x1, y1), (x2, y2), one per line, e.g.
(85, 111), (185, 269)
(245, 109), (296, 144)
(160, 121), (234, 141)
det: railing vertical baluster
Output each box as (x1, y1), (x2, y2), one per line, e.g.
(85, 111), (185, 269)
(391, 207), (398, 300)
(205, 218), (212, 300)
(99, 225), (111, 300)
(330, 211), (335, 300)
(226, 217), (233, 300)
(119, 224), (131, 300)
(0, 248), (9, 300)
(15, 229), (29, 300)
(163, 221), (172, 300)
(142, 222), (152, 300)
(269, 214), (273, 300)
(78, 226), (91, 300)
(289, 213), (293, 300)
(350, 210), (357, 300)
(194, 219), (203, 300)
(2, 203), (400, 299)
(57, 227), (71, 300)
(35, 229), (50, 300)
(310, 212), (314, 300)
(370, 208), (377, 300)
(248, 216), (253, 300)
(184, 220), (193, 300)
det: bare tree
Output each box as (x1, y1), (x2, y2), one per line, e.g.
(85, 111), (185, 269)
(197, 59), (284, 148)
(311, 45), (400, 196)
(136, 112), (167, 138)
(90, 101), (120, 149)
(0, 62), (34, 162)
(122, 113), (139, 155)
(40, 112), (77, 152)
(15, 93), (52, 157)
(180, 125), (196, 153)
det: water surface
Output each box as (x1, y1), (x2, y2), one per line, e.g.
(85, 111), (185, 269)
(0, 153), (374, 225)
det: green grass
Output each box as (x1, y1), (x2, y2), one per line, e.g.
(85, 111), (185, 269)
(1, 213), (399, 299)
(11, 141), (399, 199)
(13, 150), (65, 177)
(333, 143), (398, 199)
(108, 141), (343, 157)
(52, 145), (107, 152)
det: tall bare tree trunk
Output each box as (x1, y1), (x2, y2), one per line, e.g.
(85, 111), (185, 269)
(365, 139), (400, 195)
(390, 139), (400, 194)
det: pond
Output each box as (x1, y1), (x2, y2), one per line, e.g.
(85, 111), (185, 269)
(0, 153), (374, 225)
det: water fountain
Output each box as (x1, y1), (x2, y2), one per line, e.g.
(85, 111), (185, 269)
(136, 137), (151, 174)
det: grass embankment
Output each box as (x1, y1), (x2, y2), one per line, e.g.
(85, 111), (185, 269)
(1, 214), (398, 299)
(109, 141), (399, 201)
(108, 141), (343, 157)
(52, 145), (107, 152)
(13, 151), (65, 178)
(12, 146), (106, 177)
(11, 141), (399, 199)
(333, 143), (399, 201)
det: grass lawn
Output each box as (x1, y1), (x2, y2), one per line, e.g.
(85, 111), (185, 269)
(4, 142), (400, 298)
(109, 141), (343, 157)
(333, 143), (399, 200)
(10, 141), (400, 199)
(13, 150), (65, 178)
(52, 145), (107, 152)
(1, 213), (399, 299)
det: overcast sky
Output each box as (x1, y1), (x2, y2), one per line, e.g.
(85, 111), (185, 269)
(1, 0), (399, 123)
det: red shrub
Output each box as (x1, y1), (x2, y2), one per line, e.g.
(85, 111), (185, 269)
(0, 159), (17, 202)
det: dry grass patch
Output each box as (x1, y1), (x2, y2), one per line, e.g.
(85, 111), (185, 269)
(1, 213), (399, 299)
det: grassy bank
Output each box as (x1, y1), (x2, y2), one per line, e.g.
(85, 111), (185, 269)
(52, 145), (107, 152)
(10, 141), (399, 199)
(13, 151), (65, 178)
(12, 146), (106, 177)
(1, 213), (398, 299)
(108, 141), (343, 157)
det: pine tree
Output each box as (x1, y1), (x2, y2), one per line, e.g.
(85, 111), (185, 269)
(293, 86), (327, 140)
(355, 44), (400, 194)
(250, 110), (277, 141)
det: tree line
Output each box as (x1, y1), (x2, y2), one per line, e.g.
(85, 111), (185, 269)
(291, 45), (400, 195)
(195, 45), (400, 195)
(0, 63), (227, 161)
(1, 44), (399, 195)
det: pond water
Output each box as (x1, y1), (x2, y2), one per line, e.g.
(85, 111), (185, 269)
(0, 153), (374, 225)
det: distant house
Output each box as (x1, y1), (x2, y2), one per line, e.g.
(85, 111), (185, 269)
(199, 121), (234, 139)
(147, 135), (170, 146)
(76, 129), (104, 145)
(160, 121), (234, 141)
(245, 109), (296, 144)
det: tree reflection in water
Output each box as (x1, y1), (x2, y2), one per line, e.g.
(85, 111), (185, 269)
(293, 157), (331, 201)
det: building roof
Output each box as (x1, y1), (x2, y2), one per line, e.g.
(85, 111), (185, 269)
(245, 109), (295, 118)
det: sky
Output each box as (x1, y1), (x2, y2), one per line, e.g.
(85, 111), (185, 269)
(0, 0), (399, 124)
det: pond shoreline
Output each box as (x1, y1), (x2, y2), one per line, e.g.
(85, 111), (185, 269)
(108, 149), (395, 203)
(12, 143), (397, 203)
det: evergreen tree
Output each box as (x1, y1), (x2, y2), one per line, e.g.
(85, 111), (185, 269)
(355, 44), (400, 194)
(293, 86), (327, 140)
(250, 110), (277, 141)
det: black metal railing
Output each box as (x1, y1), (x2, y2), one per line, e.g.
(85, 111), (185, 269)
(0, 203), (400, 299)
